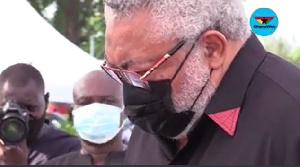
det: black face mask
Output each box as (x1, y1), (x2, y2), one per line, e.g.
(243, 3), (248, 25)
(123, 42), (210, 138)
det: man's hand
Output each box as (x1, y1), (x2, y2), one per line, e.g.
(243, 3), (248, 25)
(0, 140), (27, 165)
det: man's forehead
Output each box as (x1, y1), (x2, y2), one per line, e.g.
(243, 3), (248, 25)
(105, 35), (182, 71)
(1, 81), (42, 104)
(105, 9), (185, 71)
(105, 10), (159, 68)
(76, 85), (121, 97)
(105, 32), (148, 69)
(3, 80), (41, 94)
(75, 73), (122, 97)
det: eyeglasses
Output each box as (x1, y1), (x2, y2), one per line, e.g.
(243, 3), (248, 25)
(101, 41), (186, 90)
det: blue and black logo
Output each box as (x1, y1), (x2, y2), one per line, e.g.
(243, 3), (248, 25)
(250, 8), (278, 36)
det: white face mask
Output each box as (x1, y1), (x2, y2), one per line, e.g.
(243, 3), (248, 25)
(72, 103), (124, 144)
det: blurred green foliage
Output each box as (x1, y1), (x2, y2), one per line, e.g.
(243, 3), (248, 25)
(27, 0), (105, 59)
(260, 36), (300, 67)
(60, 120), (78, 136)
(289, 47), (300, 66)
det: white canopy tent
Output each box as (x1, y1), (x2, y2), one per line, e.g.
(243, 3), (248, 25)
(0, 0), (103, 103)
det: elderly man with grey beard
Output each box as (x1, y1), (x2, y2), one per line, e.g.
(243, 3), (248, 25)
(101, 0), (300, 165)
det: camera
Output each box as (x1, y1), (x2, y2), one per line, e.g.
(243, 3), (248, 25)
(0, 101), (29, 145)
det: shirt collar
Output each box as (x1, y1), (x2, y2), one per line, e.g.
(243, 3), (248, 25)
(204, 33), (267, 136)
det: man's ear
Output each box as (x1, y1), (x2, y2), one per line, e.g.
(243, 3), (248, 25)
(120, 110), (127, 127)
(200, 30), (227, 70)
(44, 92), (49, 106)
(68, 104), (74, 123)
(69, 104), (74, 111)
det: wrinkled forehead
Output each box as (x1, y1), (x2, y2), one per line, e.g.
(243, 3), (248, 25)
(75, 76), (122, 99)
(105, 10), (151, 65)
(105, 10), (177, 70)
(1, 80), (43, 105)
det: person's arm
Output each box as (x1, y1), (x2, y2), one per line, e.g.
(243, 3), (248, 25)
(0, 140), (27, 165)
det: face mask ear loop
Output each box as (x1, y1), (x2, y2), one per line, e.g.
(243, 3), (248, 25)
(171, 43), (196, 82)
(188, 70), (213, 111)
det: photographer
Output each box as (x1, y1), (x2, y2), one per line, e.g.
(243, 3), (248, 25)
(0, 63), (80, 165)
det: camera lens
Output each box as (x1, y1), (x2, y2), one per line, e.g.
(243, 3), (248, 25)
(0, 117), (27, 143)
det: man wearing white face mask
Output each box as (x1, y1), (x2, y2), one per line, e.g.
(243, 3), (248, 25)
(43, 70), (125, 165)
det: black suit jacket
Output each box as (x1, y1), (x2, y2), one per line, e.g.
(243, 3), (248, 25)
(42, 151), (125, 165)
(124, 34), (300, 165)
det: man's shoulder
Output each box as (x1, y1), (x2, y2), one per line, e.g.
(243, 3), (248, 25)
(245, 52), (300, 124)
(105, 151), (126, 165)
(42, 151), (90, 165)
(39, 124), (81, 150)
(256, 52), (300, 105)
(42, 151), (78, 165)
(28, 124), (81, 165)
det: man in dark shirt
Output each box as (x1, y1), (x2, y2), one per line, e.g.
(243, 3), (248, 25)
(102, 0), (300, 165)
(0, 63), (80, 165)
(43, 70), (125, 165)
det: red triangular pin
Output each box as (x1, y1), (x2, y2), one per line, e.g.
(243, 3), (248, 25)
(208, 107), (240, 136)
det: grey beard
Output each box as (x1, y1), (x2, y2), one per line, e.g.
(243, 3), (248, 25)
(174, 82), (216, 140)
(171, 46), (211, 113)
(170, 47), (217, 139)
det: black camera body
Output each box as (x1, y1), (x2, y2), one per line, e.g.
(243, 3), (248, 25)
(0, 101), (29, 145)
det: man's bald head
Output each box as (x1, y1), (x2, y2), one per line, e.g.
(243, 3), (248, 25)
(73, 70), (123, 108)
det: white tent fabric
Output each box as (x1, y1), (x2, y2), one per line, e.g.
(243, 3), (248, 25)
(0, 0), (103, 103)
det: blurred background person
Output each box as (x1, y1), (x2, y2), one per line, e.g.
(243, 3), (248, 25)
(43, 70), (125, 165)
(0, 63), (80, 165)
